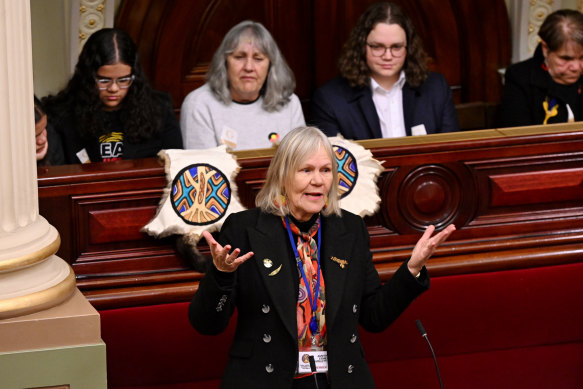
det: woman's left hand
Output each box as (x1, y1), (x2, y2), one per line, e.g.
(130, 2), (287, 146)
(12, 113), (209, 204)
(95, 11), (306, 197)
(408, 224), (456, 276)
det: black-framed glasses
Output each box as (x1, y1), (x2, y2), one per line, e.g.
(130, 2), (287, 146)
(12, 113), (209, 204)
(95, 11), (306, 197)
(95, 75), (135, 90)
(366, 43), (407, 58)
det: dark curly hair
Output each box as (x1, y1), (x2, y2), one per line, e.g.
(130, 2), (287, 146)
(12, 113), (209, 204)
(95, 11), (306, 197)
(43, 28), (168, 143)
(338, 2), (429, 88)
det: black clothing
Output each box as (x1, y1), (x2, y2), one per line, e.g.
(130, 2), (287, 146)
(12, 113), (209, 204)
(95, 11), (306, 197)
(37, 121), (65, 166)
(47, 93), (182, 164)
(310, 73), (459, 140)
(499, 44), (583, 127)
(189, 208), (429, 389)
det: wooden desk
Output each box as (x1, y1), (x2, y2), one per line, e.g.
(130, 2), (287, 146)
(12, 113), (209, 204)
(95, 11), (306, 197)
(38, 124), (583, 309)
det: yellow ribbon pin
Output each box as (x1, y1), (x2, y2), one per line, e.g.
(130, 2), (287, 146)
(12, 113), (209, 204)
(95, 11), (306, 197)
(543, 98), (558, 125)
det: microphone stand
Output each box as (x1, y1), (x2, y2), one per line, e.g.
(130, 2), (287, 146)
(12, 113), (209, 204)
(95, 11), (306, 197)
(416, 319), (444, 389)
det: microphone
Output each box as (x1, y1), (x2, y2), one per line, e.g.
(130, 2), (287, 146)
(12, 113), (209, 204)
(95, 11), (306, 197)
(308, 355), (320, 389)
(416, 319), (444, 389)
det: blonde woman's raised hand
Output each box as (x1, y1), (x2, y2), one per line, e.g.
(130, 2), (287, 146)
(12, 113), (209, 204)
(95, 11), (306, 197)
(202, 230), (254, 273)
(408, 224), (456, 276)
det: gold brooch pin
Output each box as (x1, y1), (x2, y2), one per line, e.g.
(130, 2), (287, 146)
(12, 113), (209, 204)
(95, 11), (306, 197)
(331, 256), (348, 269)
(263, 258), (273, 268)
(268, 264), (282, 276)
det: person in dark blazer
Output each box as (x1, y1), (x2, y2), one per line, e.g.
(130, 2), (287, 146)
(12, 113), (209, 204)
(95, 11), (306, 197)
(189, 126), (456, 388)
(43, 28), (182, 164)
(498, 9), (583, 128)
(311, 2), (459, 140)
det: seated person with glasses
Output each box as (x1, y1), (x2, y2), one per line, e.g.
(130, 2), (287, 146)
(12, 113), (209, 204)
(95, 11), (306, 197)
(42, 28), (182, 164)
(310, 2), (459, 140)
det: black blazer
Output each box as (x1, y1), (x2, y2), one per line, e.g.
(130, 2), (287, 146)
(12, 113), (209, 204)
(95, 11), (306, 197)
(310, 73), (459, 140)
(189, 208), (428, 389)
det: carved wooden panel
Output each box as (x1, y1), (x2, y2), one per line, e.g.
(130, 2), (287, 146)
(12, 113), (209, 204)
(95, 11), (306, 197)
(487, 166), (583, 206)
(37, 127), (583, 309)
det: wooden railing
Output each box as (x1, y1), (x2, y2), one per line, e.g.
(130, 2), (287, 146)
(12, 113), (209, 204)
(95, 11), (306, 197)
(38, 124), (583, 309)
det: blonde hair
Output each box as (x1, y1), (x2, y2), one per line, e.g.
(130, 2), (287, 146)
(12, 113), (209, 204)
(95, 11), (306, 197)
(256, 127), (341, 217)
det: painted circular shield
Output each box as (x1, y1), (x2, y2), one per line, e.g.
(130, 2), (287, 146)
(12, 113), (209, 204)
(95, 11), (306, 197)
(333, 145), (358, 199)
(171, 163), (231, 225)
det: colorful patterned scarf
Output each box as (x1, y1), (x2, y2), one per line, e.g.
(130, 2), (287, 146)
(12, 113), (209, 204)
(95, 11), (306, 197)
(286, 218), (327, 352)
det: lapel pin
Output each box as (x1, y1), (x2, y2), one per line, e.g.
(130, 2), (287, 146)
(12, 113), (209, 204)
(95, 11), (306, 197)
(268, 264), (282, 276)
(263, 258), (273, 268)
(331, 256), (348, 269)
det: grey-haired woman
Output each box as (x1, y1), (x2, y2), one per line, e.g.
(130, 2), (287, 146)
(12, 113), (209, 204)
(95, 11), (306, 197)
(180, 21), (305, 151)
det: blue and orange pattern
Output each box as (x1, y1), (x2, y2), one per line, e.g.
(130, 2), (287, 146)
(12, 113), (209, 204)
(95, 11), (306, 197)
(171, 164), (231, 225)
(333, 145), (358, 199)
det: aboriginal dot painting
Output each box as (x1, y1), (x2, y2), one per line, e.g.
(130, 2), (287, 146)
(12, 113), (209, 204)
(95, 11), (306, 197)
(333, 145), (358, 198)
(171, 164), (231, 225)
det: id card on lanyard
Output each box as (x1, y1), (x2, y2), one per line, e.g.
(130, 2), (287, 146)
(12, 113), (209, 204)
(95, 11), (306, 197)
(298, 351), (329, 373)
(284, 217), (322, 341)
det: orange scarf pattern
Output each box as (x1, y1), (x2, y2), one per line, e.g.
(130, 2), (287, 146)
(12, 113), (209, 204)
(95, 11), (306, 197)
(286, 218), (327, 351)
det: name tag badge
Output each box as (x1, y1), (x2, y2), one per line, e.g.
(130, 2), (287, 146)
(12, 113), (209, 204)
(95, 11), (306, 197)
(297, 351), (328, 373)
(567, 103), (575, 122)
(411, 124), (427, 136)
(220, 126), (238, 150)
(76, 148), (91, 164)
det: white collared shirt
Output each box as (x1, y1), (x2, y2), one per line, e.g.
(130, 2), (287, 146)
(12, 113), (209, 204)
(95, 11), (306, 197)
(371, 72), (407, 138)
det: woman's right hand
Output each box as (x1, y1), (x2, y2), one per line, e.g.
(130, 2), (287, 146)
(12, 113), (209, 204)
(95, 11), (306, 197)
(202, 230), (254, 273)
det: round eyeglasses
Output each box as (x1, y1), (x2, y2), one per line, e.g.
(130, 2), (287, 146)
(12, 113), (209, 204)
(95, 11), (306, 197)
(95, 75), (135, 90)
(366, 43), (407, 58)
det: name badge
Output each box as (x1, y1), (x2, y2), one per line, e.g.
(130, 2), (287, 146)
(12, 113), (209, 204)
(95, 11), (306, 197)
(297, 351), (328, 373)
(220, 126), (238, 150)
(76, 148), (91, 164)
(411, 124), (427, 136)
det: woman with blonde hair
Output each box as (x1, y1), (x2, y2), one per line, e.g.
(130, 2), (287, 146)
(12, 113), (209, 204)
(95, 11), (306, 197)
(189, 126), (455, 388)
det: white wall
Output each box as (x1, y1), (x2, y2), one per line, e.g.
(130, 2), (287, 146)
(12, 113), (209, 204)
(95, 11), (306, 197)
(31, 0), (70, 97)
(30, 0), (121, 98)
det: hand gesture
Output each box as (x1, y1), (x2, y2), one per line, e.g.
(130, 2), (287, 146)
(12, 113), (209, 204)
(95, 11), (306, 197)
(202, 230), (254, 273)
(408, 224), (456, 276)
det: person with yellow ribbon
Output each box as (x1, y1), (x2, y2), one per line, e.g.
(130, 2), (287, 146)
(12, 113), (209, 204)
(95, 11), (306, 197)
(499, 9), (583, 127)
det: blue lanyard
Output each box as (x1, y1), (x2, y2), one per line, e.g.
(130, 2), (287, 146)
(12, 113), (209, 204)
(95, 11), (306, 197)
(284, 216), (322, 333)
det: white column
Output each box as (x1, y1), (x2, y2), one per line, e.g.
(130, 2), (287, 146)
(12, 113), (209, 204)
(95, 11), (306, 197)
(0, 0), (75, 319)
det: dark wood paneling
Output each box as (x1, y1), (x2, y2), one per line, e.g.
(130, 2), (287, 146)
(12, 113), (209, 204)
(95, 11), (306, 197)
(115, 0), (510, 114)
(38, 125), (583, 309)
